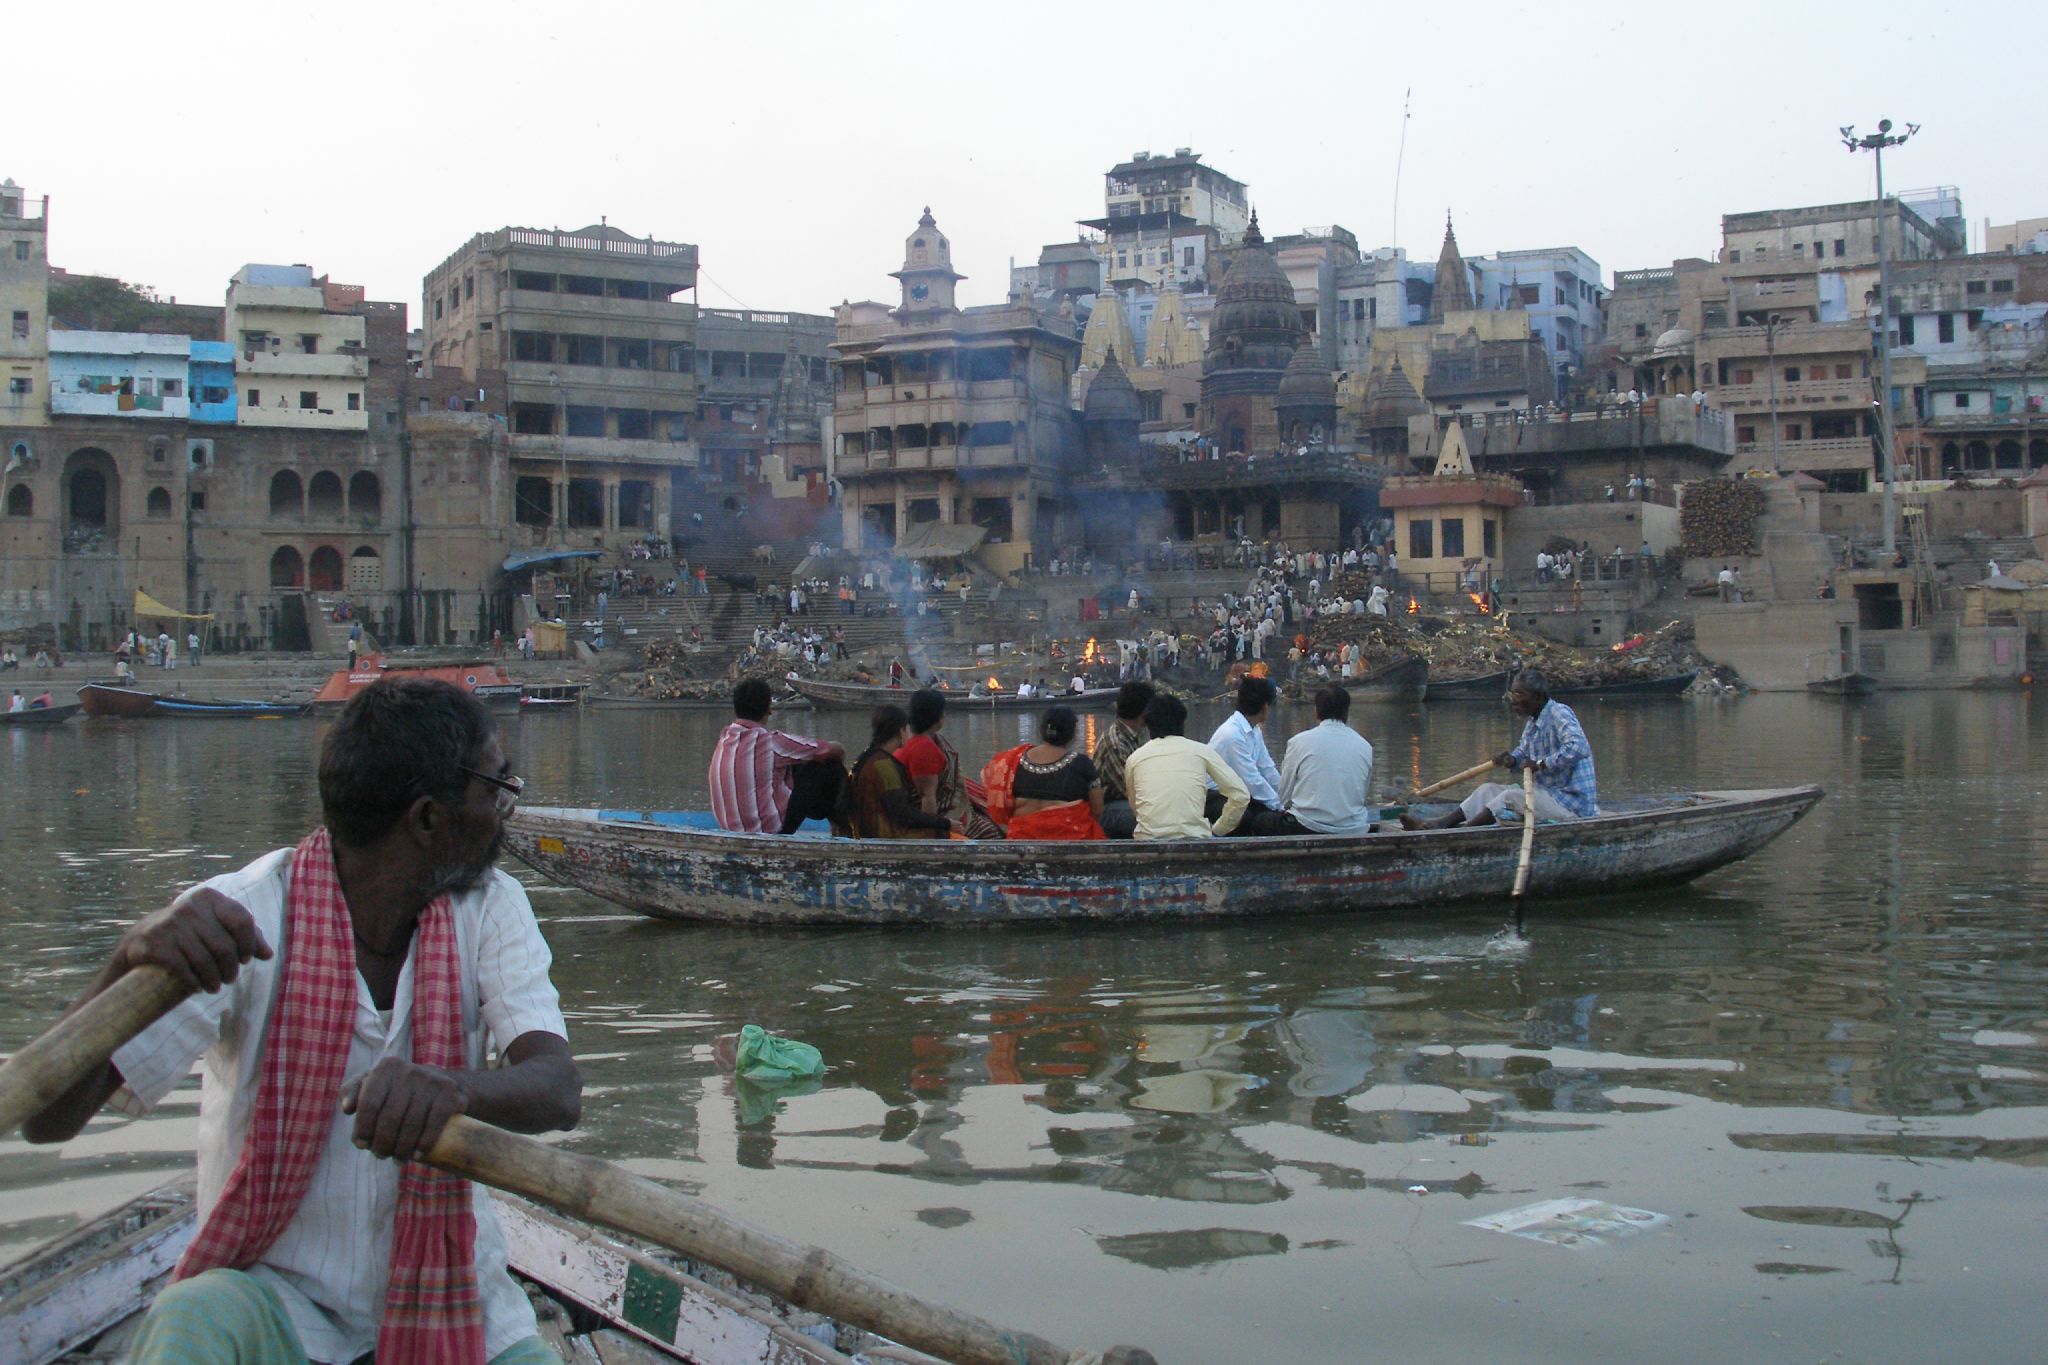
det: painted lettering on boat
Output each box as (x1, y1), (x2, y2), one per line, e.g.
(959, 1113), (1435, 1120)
(1294, 871), (1409, 888)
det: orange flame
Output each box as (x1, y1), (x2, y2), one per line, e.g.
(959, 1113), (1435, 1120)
(1406, 596), (1420, 615)
(1082, 636), (1100, 665)
(988, 676), (1004, 691)
(1468, 592), (1492, 615)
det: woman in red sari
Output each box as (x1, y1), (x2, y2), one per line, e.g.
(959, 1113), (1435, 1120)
(1003, 705), (1106, 840)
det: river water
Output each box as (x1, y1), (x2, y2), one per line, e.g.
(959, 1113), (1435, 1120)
(3, 692), (2045, 1362)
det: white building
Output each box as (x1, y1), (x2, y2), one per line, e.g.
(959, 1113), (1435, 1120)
(226, 264), (368, 430)
(1473, 246), (1606, 387)
(48, 331), (193, 419)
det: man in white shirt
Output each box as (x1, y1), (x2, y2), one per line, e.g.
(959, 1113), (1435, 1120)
(1279, 684), (1378, 835)
(1126, 693), (1249, 839)
(1206, 677), (1303, 836)
(24, 678), (580, 1365)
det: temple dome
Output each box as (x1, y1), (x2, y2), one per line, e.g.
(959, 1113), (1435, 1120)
(1276, 338), (1336, 405)
(1204, 213), (1302, 375)
(1082, 350), (1142, 424)
(1366, 357), (1427, 422)
(1650, 326), (1696, 357)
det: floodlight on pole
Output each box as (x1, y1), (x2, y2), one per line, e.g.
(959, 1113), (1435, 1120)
(1842, 119), (1918, 555)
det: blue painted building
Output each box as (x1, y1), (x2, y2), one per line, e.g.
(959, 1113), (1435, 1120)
(188, 341), (236, 423)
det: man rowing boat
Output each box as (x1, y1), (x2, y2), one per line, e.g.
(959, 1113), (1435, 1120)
(23, 678), (581, 1365)
(1402, 669), (1599, 829)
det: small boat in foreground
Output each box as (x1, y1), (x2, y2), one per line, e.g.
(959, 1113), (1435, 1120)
(1341, 654), (1429, 702)
(790, 676), (1120, 711)
(4, 1181), (938, 1364)
(0, 701), (80, 726)
(506, 785), (1821, 927)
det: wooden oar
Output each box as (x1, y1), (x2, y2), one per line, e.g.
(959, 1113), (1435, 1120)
(1410, 759), (1496, 801)
(1510, 765), (1538, 935)
(0, 966), (1151, 1365)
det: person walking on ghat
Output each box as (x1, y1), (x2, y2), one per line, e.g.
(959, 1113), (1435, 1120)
(22, 678), (582, 1365)
(1403, 669), (1598, 829)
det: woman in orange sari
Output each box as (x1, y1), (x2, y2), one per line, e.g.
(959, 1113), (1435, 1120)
(1003, 705), (1106, 840)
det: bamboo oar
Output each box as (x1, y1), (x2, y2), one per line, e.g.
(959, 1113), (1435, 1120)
(1510, 765), (1538, 935)
(0, 966), (1150, 1365)
(1410, 759), (1496, 801)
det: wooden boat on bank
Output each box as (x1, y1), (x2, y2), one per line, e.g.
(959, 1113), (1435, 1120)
(789, 676), (1121, 711)
(3, 1180), (942, 1365)
(76, 684), (305, 719)
(0, 701), (80, 726)
(1424, 668), (1513, 701)
(506, 785), (1822, 927)
(75, 682), (161, 718)
(520, 682), (586, 708)
(1554, 669), (1699, 699)
(1808, 672), (1878, 696)
(1342, 654), (1429, 702)
(312, 656), (525, 708)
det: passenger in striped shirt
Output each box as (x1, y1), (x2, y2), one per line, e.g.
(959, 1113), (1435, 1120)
(1402, 669), (1598, 828)
(708, 677), (848, 834)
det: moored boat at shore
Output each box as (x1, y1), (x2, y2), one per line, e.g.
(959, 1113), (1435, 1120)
(76, 684), (305, 718)
(1341, 654), (1429, 702)
(506, 785), (1821, 927)
(311, 656), (525, 708)
(789, 675), (1121, 711)
(1427, 669), (1700, 702)
(0, 701), (80, 725)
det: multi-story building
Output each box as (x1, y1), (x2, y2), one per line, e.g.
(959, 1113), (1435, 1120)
(1080, 150), (1249, 291)
(1473, 246), (1606, 395)
(1332, 248), (1432, 371)
(2, 180), (48, 432)
(1886, 253), (2048, 479)
(832, 209), (1081, 572)
(189, 341), (237, 424)
(1987, 216), (2048, 256)
(423, 222), (699, 546)
(48, 332), (193, 419)
(226, 265), (369, 429)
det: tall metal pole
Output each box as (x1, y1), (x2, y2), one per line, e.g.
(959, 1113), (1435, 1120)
(1873, 143), (1897, 554)
(1844, 119), (1917, 555)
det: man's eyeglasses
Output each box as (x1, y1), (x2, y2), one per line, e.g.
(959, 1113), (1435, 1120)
(458, 765), (525, 814)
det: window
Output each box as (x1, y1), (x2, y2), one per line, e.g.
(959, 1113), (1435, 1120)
(146, 486), (172, 517)
(1408, 519), (1432, 560)
(246, 389), (260, 407)
(189, 491), (205, 511)
(513, 270), (553, 291)
(5, 484), (30, 516)
(12, 241), (27, 261)
(1897, 315), (1915, 345)
(1835, 364), (1852, 380)
(1954, 394), (1968, 410)
(1968, 310), (1984, 332)
(1482, 519), (1497, 558)
(346, 393), (360, 411)
(151, 443), (167, 463)
(1734, 369), (1754, 385)
(1993, 279), (2015, 294)
(512, 331), (554, 363)
(1834, 239), (1846, 257)
(7, 377), (27, 395)
(1966, 280), (1987, 296)
(299, 391), (319, 409)
(1634, 323), (1648, 338)
(1784, 367), (1800, 382)
(1728, 250), (1741, 263)
(1184, 247), (1195, 267)
(1938, 314), (1955, 344)
(463, 274), (474, 300)
(1737, 425), (1756, 444)
(1786, 423), (1803, 440)
(299, 334), (320, 354)
(433, 298), (442, 320)
(1793, 244), (1805, 258)
(1440, 517), (1465, 559)
(10, 310), (26, 339)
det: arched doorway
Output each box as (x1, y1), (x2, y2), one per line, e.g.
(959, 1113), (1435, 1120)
(347, 545), (383, 592)
(5, 485), (30, 517)
(348, 471), (382, 522)
(269, 546), (305, 588)
(61, 448), (121, 545)
(269, 469), (304, 517)
(308, 545), (344, 591)
(308, 471), (343, 519)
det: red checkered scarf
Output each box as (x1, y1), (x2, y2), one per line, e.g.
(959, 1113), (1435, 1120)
(173, 826), (485, 1364)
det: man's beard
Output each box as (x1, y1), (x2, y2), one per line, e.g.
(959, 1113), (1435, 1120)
(426, 825), (505, 898)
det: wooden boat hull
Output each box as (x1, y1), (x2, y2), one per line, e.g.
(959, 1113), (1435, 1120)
(505, 785), (1823, 927)
(7, 1182), (913, 1365)
(790, 677), (1120, 711)
(1342, 654), (1428, 702)
(1425, 669), (1513, 701)
(1553, 670), (1698, 698)
(1808, 673), (1877, 696)
(0, 702), (80, 725)
(313, 657), (525, 708)
(75, 683), (160, 717)
(151, 698), (308, 719)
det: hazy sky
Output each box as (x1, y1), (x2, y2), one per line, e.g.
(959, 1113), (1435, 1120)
(11, 1), (2033, 319)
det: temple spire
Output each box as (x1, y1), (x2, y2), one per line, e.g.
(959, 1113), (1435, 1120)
(1429, 210), (1473, 322)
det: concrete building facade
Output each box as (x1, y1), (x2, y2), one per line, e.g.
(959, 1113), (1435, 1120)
(226, 265), (369, 430)
(49, 332), (193, 420)
(2, 180), (49, 432)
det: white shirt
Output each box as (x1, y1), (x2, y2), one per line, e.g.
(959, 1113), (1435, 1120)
(112, 850), (566, 1364)
(1207, 711), (1284, 807)
(1126, 736), (1249, 839)
(1278, 719), (1377, 835)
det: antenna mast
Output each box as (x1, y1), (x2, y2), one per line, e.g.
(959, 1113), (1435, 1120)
(1391, 88), (1412, 253)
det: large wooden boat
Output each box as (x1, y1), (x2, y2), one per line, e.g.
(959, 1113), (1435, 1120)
(1340, 654), (1429, 702)
(74, 682), (161, 718)
(789, 676), (1121, 711)
(311, 656), (525, 708)
(4, 1181), (942, 1365)
(75, 684), (305, 719)
(0, 701), (80, 726)
(505, 785), (1822, 927)
(1553, 669), (1699, 698)
(1425, 669), (1513, 702)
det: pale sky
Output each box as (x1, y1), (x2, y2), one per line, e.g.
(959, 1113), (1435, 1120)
(11, 0), (2034, 321)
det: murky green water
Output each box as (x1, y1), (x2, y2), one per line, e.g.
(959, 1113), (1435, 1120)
(3, 693), (2045, 1362)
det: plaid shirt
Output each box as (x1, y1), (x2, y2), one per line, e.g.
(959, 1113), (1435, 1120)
(1091, 719), (1148, 802)
(1512, 700), (1599, 818)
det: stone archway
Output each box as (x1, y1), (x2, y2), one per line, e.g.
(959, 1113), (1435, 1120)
(309, 545), (344, 591)
(61, 448), (121, 548)
(269, 546), (305, 588)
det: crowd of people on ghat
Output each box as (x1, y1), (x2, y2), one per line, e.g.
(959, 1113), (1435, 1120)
(706, 668), (1598, 844)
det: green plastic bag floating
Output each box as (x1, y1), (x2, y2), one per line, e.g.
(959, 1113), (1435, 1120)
(733, 1024), (825, 1083)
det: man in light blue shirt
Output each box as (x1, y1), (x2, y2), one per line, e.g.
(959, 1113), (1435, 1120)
(1207, 676), (1303, 836)
(1278, 685), (1377, 835)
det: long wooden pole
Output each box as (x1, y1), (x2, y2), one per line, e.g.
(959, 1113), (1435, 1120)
(1410, 759), (1496, 801)
(0, 966), (1149, 1365)
(1511, 765), (1538, 934)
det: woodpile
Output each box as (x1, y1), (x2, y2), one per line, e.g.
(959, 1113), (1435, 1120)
(1680, 480), (1766, 558)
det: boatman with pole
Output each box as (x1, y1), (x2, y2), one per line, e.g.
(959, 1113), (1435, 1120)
(1402, 669), (1598, 829)
(21, 677), (582, 1365)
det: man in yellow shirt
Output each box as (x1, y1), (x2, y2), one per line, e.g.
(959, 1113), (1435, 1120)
(1125, 693), (1250, 839)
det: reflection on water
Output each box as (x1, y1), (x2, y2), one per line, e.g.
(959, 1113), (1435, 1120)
(4, 694), (2048, 1360)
